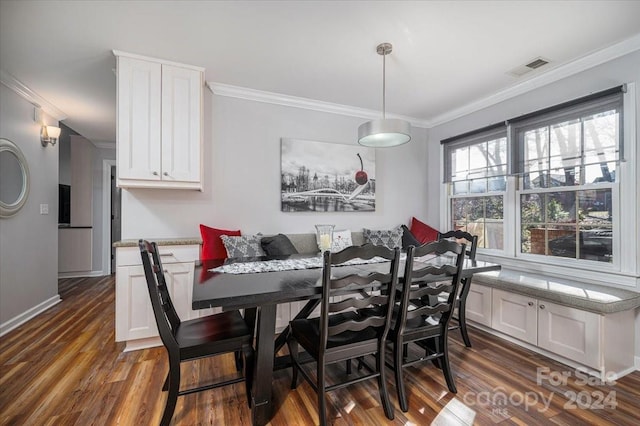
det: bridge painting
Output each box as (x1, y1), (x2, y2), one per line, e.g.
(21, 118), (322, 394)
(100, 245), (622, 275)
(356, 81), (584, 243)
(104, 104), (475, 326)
(281, 138), (376, 212)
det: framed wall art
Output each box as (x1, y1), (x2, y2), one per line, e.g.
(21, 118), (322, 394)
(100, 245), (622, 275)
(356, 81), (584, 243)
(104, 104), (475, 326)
(281, 138), (376, 212)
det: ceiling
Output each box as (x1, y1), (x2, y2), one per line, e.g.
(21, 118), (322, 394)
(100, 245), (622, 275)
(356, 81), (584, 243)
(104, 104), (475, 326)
(2, 1), (640, 145)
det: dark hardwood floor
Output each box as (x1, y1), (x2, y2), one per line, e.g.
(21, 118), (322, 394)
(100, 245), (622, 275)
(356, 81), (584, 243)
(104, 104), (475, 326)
(1, 275), (638, 425)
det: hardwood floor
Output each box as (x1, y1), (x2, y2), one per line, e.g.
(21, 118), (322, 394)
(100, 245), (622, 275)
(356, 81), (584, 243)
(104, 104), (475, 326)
(1, 275), (638, 425)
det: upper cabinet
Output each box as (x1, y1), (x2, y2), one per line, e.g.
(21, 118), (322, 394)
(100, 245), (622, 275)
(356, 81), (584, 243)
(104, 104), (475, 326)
(114, 51), (203, 190)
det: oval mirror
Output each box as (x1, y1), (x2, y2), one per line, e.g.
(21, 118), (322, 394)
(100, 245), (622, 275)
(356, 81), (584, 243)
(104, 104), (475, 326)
(0, 138), (30, 218)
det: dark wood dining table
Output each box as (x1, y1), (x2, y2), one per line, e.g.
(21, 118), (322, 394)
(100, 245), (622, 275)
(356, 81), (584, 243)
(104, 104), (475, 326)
(192, 254), (500, 426)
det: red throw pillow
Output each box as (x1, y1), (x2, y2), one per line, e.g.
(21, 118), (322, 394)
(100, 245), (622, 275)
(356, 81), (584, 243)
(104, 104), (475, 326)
(409, 217), (439, 244)
(199, 224), (241, 260)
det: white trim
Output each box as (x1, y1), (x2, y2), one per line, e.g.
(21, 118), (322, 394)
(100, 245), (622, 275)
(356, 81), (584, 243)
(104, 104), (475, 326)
(123, 337), (162, 352)
(58, 270), (105, 279)
(635, 355), (640, 370)
(468, 322), (635, 380)
(0, 69), (67, 120)
(206, 82), (430, 128)
(0, 295), (61, 337)
(112, 50), (205, 72)
(428, 34), (640, 127)
(92, 141), (116, 150)
(103, 159), (116, 275)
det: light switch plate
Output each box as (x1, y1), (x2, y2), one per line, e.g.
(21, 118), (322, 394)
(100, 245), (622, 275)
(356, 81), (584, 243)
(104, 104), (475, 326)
(40, 204), (49, 214)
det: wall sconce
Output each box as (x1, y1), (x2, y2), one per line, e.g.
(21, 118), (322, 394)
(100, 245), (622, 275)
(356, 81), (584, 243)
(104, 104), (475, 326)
(41, 125), (61, 147)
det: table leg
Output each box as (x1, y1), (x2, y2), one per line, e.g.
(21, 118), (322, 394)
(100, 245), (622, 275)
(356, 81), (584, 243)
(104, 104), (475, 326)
(252, 304), (276, 426)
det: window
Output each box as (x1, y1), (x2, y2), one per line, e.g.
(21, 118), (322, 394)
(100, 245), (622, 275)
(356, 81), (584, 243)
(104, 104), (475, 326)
(443, 87), (625, 270)
(444, 127), (507, 250)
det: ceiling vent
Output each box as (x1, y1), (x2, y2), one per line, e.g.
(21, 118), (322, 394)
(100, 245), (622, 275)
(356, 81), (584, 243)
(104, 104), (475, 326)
(507, 56), (551, 77)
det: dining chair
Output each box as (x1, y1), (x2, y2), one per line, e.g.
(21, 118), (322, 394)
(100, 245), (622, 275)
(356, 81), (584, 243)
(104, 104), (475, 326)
(287, 244), (401, 426)
(437, 230), (478, 347)
(139, 240), (255, 426)
(391, 240), (465, 412)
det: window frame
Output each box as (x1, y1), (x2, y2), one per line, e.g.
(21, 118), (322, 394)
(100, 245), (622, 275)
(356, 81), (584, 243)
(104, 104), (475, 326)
(440, 84), (637, 288)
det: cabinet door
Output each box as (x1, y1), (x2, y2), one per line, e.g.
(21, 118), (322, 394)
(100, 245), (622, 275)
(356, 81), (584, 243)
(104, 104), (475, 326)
(164, 262), (196, 321)
(491, 289), (537, 345)
(161, 64), (202, 183)
(115, 265), (158, 341)
(465, 283), (492, 327)
(538, 301), (601, 369)
(117, 56), (162, 181)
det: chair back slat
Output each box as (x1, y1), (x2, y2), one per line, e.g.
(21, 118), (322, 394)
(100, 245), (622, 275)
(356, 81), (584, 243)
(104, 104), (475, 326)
(320, 244), (400, 353)
(437, 230), (478, 260)
(396, 240), (465, 335)
(139, 240), (181, 351)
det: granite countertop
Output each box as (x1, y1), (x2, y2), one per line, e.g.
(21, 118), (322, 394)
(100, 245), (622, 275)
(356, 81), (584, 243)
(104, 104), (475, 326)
(113, 238), (202, 248)
(473, 269), (640, 314)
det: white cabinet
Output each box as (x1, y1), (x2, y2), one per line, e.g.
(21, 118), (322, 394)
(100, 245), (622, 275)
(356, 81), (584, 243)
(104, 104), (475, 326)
(115, 244), (205, 350)
(465, 283), (492, 327)
(538, 301), (601, 369)
(115, 51), (203, 190)
(491, 289), (538, 345)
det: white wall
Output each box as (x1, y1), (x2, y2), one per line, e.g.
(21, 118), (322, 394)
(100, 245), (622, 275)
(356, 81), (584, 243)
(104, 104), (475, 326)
(427, 50), (640, 364)
(0, 85), (60, 328)
(121, 91), (429, 239)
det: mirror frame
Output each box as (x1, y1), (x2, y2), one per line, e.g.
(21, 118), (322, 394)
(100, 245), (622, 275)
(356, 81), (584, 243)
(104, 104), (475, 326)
(0, 138), (30, 218)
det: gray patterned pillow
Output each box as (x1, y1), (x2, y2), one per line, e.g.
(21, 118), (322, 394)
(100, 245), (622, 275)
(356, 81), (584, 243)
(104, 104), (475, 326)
(220, 234), (265, 258)
(363, 226), (403, 249)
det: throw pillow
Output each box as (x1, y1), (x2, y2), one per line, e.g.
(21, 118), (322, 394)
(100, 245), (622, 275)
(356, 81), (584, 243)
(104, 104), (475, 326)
(261, 234), (299, 256)
(401, 224), (421, 249)
(199, 224), (241, 260)
(363, 226), (403, 249)
(221, 234), (266, 258)
(410, 217), (439, 244)
(331, 229), (353, 253)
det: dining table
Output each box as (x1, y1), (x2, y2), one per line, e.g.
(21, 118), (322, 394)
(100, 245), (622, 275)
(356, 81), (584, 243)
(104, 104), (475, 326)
(192, 253), (501, 426)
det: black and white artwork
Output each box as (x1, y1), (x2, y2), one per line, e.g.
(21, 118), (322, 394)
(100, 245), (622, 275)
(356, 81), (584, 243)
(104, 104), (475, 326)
(281, 138), (376, 212)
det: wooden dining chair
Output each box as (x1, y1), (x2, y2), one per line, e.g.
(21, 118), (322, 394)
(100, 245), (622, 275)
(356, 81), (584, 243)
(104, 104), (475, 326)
(437, 230), (478, 347)
(287, 244), (401, 426)
(139, 240), (255, 426)
(391, 240), (465, 412)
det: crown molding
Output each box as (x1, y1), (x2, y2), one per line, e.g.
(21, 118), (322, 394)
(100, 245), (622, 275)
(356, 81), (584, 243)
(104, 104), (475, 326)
(91, 141), (116, 150)
(0, 69), (67, 121)
(206, 82), (429, 128)
(427, 33), (640, 127)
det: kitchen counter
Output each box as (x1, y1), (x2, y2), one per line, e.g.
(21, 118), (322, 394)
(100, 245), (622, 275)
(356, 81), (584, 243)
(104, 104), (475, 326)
(113, 238), (201, 248)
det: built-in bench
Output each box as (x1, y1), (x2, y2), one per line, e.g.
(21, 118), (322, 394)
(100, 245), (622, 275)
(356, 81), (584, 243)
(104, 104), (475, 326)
(467, 269), (639, 379)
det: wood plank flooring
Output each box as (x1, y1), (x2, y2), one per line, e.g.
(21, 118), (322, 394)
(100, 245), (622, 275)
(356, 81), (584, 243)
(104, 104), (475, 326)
(1, 275), (638, 425)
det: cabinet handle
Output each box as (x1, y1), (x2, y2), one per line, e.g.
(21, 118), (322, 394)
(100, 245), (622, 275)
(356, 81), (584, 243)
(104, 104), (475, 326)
(528, 301), (534, 307)
(152, 171), (159, 176)
(539, 304), (546, 309)
(163, 172), (169, 176)
(160, 252), (174, 257)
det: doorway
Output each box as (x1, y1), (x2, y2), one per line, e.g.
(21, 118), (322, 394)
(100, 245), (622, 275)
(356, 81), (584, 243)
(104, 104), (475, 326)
(110, 166), (121, 273)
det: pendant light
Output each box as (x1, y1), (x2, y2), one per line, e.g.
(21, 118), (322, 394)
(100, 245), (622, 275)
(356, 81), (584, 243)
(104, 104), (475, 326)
(358, 43), (411, 147)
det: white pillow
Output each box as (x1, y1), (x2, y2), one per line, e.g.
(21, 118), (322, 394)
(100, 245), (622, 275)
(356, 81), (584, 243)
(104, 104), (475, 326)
(331, 229), (353, 253)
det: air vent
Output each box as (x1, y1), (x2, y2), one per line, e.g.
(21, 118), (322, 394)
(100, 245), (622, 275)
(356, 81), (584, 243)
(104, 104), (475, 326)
(526, 58), (549, 69)
(507, 56), (552, 78)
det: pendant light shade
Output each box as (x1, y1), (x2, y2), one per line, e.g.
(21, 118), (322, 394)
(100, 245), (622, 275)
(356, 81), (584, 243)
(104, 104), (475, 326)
(358, 43), (411, 148)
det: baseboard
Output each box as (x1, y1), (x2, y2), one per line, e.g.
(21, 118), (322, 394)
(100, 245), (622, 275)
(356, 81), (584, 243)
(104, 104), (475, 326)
(123, 337), (162, 352)
(635, 356), (640, 370)
(58, 270), (106, 279)
(0, 295), (61, 337)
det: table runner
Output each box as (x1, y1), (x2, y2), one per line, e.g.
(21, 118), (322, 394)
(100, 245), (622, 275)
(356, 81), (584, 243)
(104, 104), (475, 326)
(209, 255), (391, 274)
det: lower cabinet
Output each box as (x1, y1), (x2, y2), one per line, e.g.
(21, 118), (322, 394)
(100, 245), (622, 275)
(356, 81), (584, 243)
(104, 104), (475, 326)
(467, 284), (635, 376)
(115, 244), (213, 349)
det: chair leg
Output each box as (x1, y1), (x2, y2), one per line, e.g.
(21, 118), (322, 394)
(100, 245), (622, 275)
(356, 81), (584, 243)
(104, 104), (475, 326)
(377, 342), (394, 420)
(287, 337), (299, 389)
(235, 350), (243, 371)
(318, 361), (327, 426)
(160, 358), (181, 426)
(440, 335), (457, 394)
(394, 339), (408, 412)
(243, 345), (254, 408)
(458, 301), (472, 348)
(346, 359), (352, 375)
